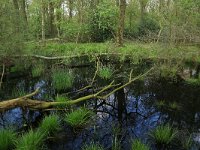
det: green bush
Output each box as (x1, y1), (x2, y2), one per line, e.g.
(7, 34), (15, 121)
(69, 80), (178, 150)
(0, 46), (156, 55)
(98, 66), (113, 80)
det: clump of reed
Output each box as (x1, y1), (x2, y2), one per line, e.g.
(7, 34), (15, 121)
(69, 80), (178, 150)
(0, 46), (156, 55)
(82, 142), (104, 150)
(15, 130), (46, 150)
(39, 114), (61, 136)
(98, 66), (113, 80)
(65, 108), (94, 129)
(149, 124), (178, 148)
(52, 69), (74, 90)
(32, 63), (45, 77)
(131, 139), (150, 150)
(0, 128), (17, 150)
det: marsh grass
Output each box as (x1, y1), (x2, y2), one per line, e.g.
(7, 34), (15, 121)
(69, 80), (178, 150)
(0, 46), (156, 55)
(12, 88), (26, 98)
(65, 108), (94, 129)
(185, 78), (200, 86)
(55, 95), (70, 102)
(39, 114), (61, 136)
(52, 69), (74, 90)
(0, 128), (16, 150)
(98, 66), (113, 80)
(32, 63), (45, 77)
(155, 100), (165, 108)
(149, 125), (178, 148)
(16, 130), (46, 150)
(131, 139), (150, 150)
(169, 102), (181, 110)
(82, 142), (104, 150)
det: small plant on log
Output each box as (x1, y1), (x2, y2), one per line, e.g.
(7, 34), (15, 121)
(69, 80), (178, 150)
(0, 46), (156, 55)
(16, 130), (46, 150)
(65, 108), (94, 129)
(39, 114), (61, 136)
(0, 128), (16, 150)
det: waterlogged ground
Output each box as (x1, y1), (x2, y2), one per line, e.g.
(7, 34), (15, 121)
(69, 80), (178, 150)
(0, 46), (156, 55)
(1, 63), (200, 150)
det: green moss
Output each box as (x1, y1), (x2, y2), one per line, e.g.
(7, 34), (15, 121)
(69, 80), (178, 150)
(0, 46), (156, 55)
(65, 108), (94, 128)
(0, 128), (16, 150)
(131, 139), (150, 150)
(16, 130), (46, 150)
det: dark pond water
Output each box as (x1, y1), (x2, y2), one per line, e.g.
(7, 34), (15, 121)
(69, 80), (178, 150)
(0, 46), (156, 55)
(1, 63), (200, 150)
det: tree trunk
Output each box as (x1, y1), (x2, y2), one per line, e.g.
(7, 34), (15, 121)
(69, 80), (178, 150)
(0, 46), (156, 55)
(20, 0), (28, 24)
(68, 0), (73, 19)
(116, 0), (126, 47)
(41, 0), (45, 41)
(49, 0), (55, 37)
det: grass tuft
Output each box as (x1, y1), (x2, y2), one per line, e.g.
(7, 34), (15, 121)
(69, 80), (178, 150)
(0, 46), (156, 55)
(131, 139), (150, 150)
(98, 66), (113, 80)
(82, 142), (104, 150)
(149, 124), (178, 147)
(39, 114), (61, 136)
(32, 64), (44, 77)
(15, 130), (46, 150)
(0, 128), (16, 150)
(52, 69), (74, 90)
(65, 108), (94, 128)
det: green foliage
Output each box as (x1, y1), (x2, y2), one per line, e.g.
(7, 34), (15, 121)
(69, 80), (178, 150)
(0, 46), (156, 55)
(52, 69), (74, 90)
(12, 89), (26, 98)
(82, 142), (104, 150)
(98, 66), (113, 80)
(180, 135), (193, 150)
(60, 21), (90, 42)
(39, 114), (60, 136)
(149, 125), (178, 146)
(131, 139), (150, 150)
(0, 128), (16, 150)
(65, 108), (94, 128)
(185, 78), (200, 86)
(55, 95), (70, 102)
(89, 1), (118, 42)
(16, 130), (46, 150)
(169, 102), (181, 110)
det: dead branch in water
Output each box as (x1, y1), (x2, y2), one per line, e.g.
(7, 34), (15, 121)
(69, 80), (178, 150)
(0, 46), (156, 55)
(0, 68), (153, 112)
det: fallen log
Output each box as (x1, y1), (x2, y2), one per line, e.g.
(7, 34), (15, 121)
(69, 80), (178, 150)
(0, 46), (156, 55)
(0, 68), (153, 112)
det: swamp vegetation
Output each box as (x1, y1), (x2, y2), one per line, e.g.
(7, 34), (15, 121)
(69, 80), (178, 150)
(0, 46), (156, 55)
(1, 0), (200, 150)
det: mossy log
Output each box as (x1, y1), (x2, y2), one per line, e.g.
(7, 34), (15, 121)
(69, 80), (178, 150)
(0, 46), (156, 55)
(0, 68), (153, 113)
